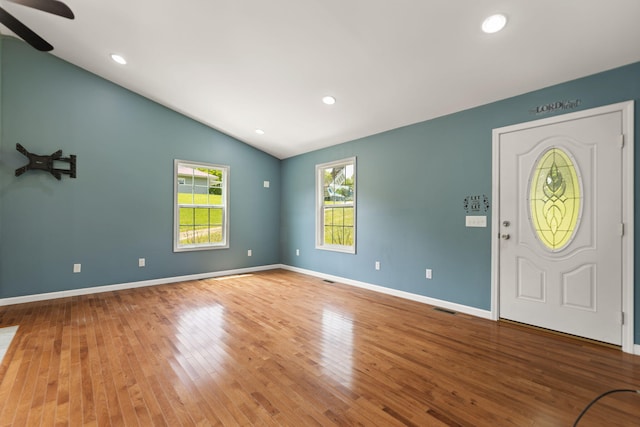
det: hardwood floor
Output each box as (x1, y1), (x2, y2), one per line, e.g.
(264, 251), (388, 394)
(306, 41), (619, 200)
(1, 269), (639, 426)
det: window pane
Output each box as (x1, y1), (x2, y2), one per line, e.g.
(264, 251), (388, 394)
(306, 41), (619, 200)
(209, 180), (223, 205)
(323, 206), (354, 246)
(179, 225), (195, 245)
(190, 168), (208, 200)
(323, 164), (354, 204)
(175, 160), (229, 251)
(316, 157), (356, 252)
(529, 147), (582, 251)
(179, 207), (195, 225)
(177, 165), (195, 204)
(179, 225), (223, 245)
(179, 208), (223, 244)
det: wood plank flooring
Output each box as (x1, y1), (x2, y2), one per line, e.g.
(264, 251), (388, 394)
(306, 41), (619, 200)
(1, 269), (639, 426)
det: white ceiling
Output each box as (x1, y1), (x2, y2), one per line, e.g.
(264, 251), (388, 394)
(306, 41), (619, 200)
(2, 0), (640, 159)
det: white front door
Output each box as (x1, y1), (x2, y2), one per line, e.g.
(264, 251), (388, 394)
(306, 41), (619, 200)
(493, 102), (634, 346)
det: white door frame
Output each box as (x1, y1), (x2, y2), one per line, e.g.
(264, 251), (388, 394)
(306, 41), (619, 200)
(491, 101), (635, 354)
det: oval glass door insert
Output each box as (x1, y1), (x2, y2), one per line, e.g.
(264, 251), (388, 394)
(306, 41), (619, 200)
(529, 147), (582, 251)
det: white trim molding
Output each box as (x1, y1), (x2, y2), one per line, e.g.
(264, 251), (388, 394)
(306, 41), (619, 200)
(281, 265), (492, 319)
(0, 264), (281, 307)
(2, 263), (492, 321)
(3, 263), (632, 352)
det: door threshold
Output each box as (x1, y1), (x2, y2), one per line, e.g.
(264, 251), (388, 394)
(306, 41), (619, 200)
(498, 318), (621, 350)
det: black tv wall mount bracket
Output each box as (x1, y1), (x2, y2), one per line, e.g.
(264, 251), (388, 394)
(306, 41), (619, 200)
(15, 143), (77, 180)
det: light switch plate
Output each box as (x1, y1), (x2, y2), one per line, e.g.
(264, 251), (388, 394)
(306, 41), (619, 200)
(466, 215), (487, 227)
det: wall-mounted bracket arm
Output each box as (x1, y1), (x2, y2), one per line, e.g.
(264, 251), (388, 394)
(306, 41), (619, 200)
(15, 143), (76, 180)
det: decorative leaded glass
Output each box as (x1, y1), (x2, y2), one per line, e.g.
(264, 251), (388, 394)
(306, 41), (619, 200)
(529, 147), (582, 251)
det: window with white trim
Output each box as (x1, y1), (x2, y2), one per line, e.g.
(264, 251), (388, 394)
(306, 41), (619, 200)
(316, 157), (356, 253)
(174, 160), (229, 251)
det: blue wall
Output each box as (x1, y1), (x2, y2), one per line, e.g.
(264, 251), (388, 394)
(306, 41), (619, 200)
(281, 62), (640, 336)
(0, 38), (281, 298)
(2, 36), (640, 342)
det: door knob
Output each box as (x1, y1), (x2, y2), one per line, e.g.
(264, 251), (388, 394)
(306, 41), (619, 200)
(501, 234), (510, 240)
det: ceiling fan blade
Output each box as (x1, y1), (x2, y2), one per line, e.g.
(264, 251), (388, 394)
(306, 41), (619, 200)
(0, 7), (53, 51)
(6, 0), (74, 19)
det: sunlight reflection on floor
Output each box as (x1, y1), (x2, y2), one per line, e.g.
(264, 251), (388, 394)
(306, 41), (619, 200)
(322, 308), (353, 387)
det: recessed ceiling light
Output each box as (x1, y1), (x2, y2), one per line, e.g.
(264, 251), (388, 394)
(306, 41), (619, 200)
(482, 14), (507, 34)
(110, 54), (127, 65)
(322, 96), (336, 105)
(255, 129), (265, 135)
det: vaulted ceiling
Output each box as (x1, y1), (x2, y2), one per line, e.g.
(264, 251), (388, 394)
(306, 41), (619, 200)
(2, 0), (640, 158)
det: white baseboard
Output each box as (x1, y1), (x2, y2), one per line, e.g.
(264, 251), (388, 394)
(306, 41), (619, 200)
(3, 264), (633, 350)
(0, 264), (282, 307)
(286, 266), (640, 353)
(281, 265), (492, 320)
(1, 264), (492, 319)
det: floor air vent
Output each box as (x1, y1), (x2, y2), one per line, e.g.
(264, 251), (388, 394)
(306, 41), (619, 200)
(433, 307), (456, 315)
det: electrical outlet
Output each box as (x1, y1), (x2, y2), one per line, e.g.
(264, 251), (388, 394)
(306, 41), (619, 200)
(263, 180), (270, 188)
(296, 249), (300, 256)
(247, 249), (252, 257)
(139, 258), (145, 267)
(73, 264), (81, 273)
(375, 261), (380, 270)
(426, 269), (432, 279)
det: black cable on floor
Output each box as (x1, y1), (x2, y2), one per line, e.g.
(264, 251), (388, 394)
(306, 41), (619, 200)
(573, 388), (639, 426)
